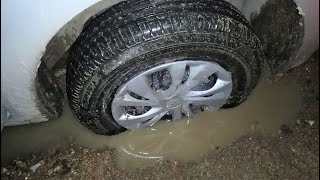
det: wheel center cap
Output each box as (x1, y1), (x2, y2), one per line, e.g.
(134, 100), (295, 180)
(166, 97), (183, 109)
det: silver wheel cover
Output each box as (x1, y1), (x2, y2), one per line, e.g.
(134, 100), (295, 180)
(111, 61), (232, 130)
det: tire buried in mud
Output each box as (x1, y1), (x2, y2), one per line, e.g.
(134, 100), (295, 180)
(66, 0), (265, 135)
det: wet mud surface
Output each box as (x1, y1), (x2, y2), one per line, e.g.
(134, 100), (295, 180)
(1, 55), (319, 179)
(251, 0), (304, 73)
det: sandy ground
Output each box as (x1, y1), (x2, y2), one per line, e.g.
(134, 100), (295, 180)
(1, 53), (319, 179)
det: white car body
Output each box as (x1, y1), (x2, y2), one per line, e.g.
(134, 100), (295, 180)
(1, 0), (319, 130)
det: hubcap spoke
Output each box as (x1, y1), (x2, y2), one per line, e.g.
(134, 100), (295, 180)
(144, 111), (168, 126)
(185, 92), (227, 107)
(186, 79), (232, 97)
(126, 75), (162, 101)
(182, 103), (194, 117)
(175, 64), (218, 96)
(114, 94), (158, 107)
(171, 106), (182, 120)
(163, 63), (187, 97)
(119, 107), (165, 124)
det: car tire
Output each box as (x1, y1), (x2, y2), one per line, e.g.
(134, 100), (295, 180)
(66, 0), (265, 135)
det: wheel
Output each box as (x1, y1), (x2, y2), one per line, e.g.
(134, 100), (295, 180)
(66, 0), (265, 135)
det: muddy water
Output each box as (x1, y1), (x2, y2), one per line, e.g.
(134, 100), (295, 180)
(1, 79), (302, 170)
